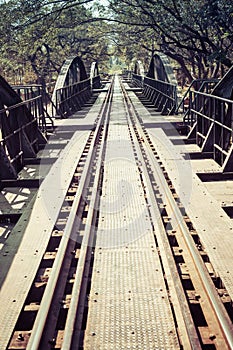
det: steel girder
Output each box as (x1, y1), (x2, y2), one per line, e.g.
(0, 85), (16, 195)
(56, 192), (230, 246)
(0, 75), (46, 182)
(51, 56), (100, 117)
(187, 66), (233, 172)
(132, 54), (178, 114)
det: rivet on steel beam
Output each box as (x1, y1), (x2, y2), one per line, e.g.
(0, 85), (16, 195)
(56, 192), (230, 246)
(209, 334), (216, 340)
(17, 333), (24, 341)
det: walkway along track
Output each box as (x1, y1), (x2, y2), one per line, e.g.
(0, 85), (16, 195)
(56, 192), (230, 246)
(7, 76), (233, 349)
(7, 78), (114, 349)
(120, 80), (233, 349)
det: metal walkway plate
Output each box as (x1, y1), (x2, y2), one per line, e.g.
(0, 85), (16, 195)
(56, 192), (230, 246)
(84, 79), (180, 349)
(0, 89), (109, 349)
(127, 88), (233, 307)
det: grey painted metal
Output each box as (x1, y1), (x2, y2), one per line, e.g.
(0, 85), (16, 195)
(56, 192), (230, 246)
(0, 77), (47, 182)
(0, 132), (90, 349)
(52, 58), (101, 117)
(27, 80), (113, 350)
(84, 76), (180, 349)
(148, 146), (233, 349)
(147, 52), (177, 85)
(52, 56), (87, 101)
(143, 76), (177, 114)
(54, 78), (92, 117)
(179, 78), (219, 117)
(189, 91), (233, 170)
(122, 82), (201, 349)
(51, 56), (88, 115)
(61, 79), (113, 349)
(0, 89), (107, 349)
(211, 65), (233, 99)
(90, 61), (101, 89)
(133, 60), (145, 77)
(185, 66), (233, 171)
(126, 85), (233, 348)
(131, 53), (178, 115)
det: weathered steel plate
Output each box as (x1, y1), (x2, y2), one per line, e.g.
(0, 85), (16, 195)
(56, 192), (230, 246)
(84, 84), (180, 349)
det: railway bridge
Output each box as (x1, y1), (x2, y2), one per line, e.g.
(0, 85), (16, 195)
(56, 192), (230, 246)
(0, 54), (233, 349)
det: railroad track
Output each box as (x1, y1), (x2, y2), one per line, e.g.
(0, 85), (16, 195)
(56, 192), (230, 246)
(7, 76), (233, 349)
(120, 80), (233, 349)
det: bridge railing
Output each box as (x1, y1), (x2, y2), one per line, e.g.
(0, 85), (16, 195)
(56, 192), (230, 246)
(143, 76), (177, 115)
(13, 84), (54, 130)
(180, 79), (219, 121)
(131, 74), (177, 114)
(0, 95), (47, 179)
(55, 76), (100, 117)
(122, 70), (132, 80)
(92, 75), (101, 89)
(132, 73), (144, 87)
(189, 90), (233, 168)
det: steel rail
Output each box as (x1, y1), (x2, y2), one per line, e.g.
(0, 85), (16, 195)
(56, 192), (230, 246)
(120, 81), (201, 349)
(148, 149), (233, 348)
(61, 78), (113, 349)
(26, 79), (114, 350)
(120, 79), (233, 349)
(138, 119), (233, 348)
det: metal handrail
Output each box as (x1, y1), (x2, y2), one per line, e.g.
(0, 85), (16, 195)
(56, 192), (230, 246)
(0, 95), (42, 114)
(55, 78), (94, 116)
(144, 75), (177, 88)
(143, 76), (177, 114)
(189, 90), (233, 165)
(180, 79), (219, 120)
(143, 77), (177, 102)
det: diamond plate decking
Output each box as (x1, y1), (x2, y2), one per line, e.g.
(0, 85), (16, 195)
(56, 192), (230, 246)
(84, 79), (180, 349)
(127, 88), (233, 307)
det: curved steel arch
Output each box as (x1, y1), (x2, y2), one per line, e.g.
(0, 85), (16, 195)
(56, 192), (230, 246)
(90, 61), (99, 80)
(133, 60), (145, 77)
(147, 53), (177, 84)
(52, 56), (88, 104)
(90, 61), (101, 89)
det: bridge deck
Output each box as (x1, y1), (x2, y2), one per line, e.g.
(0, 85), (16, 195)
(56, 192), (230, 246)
(84, 80), (180, 349)
(128, 88), (233, 300)
(0, 78), (233, 348)
(0, 91), (107, 349)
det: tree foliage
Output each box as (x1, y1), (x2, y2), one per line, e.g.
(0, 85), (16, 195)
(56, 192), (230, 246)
(0, 0), (110, 85)
(0, 0), (232, 84)
(108, 0), (233, 80)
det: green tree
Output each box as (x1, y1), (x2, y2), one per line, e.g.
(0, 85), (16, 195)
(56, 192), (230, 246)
(108, 0), (233, 80)
(0, 0), (110, 85)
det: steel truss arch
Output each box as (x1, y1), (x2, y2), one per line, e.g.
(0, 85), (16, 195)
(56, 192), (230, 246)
(133, 60), (145, 77)
(52, 56), (88, 105)
(147, 53), (177, 84)
(90, 61), (101, 89)
(51, 56), (102, 117)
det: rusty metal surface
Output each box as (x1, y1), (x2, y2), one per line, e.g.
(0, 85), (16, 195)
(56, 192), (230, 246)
(127, 87), (233, 307)
(0, 92), (107, 349)
(0, 132), (89, 349)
